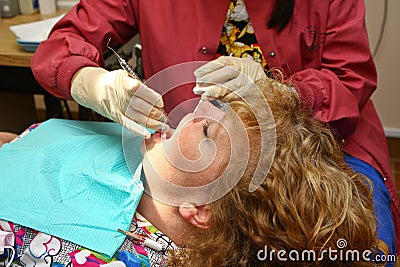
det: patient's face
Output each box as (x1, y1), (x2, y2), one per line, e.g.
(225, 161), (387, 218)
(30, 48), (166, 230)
(142, 101), (233, 188)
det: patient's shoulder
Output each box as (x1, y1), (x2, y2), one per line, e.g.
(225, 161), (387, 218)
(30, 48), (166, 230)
(0, 132), (17, 148)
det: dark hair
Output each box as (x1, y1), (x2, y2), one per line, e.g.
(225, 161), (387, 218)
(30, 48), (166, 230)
(267, 0), (295, 31)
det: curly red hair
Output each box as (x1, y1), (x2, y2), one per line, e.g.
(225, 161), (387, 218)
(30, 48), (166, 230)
(168, 78), (385, 266)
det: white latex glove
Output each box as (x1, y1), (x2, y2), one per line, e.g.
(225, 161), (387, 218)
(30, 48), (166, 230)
(71, 67), (168, 138)
(193, 56), (267, 101)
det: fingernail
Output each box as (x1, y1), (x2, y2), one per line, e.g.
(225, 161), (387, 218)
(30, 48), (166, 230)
(157, 124), (170, 133)
(193, 86), (206, 95)
(155, 98), (164, 108)
(162, 124), (170, 132)
(202, 92), (211, 99)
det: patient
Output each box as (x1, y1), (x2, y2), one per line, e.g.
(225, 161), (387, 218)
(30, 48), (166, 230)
(0, 78), (385, 267)
(157, 78), (386, 266)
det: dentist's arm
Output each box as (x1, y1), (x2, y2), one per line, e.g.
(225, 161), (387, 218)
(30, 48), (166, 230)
(0, 132), (18, 148)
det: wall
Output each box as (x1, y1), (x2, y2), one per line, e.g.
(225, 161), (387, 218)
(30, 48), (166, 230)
(365, 0), (400, 137)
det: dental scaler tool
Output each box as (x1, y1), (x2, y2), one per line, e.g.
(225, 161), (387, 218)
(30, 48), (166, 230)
(106, 38), (141, 80)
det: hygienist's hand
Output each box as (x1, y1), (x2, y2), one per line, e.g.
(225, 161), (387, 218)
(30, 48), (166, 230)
(71, 67), (167, 138)
(193, 56), (267, 101)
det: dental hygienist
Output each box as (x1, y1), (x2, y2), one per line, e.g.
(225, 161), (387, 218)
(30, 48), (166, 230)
(30, 0), (399, 258)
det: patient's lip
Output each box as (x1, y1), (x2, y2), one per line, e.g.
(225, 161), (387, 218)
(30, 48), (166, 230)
(143, 133), (159, 151)
(147, 131), (169, 144)
(153, 132), (162, 139)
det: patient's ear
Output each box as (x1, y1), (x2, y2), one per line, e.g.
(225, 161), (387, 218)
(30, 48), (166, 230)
(179, 203), (211, 229)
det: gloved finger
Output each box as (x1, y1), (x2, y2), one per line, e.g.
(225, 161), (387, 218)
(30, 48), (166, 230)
(120, 114), (152, 139)
(200, 75), (247, 98)
(193, 85), (208, 95)
(125, 106), (166, 132)
(129, 96), (168, 123)
(193, 61), (226, 79)
(124, 78), (164, 109)
(136, 86), (165, 109)
(219, 81), (260, 102)
(198, 85), (230, 99)
(163, 127), (174, 139)
(195, 65), (240, 86)
(219, 90), (245, 103)
(194, 56), (241, 78)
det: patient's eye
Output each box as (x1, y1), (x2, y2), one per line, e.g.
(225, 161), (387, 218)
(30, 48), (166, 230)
(202, 120), (211, 137)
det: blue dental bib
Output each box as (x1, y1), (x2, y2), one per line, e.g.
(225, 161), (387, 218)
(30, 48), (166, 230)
(0, 119), (144, 258)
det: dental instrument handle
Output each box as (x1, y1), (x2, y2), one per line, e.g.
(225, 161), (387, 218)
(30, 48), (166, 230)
(106, 38), (141, 81)
(118, 229), (164, 251)
(117, 55), (142, 81)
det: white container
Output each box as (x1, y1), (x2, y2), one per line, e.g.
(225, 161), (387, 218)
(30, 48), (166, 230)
(38, 0), (55, 14)
(18, 0), (37, 14)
